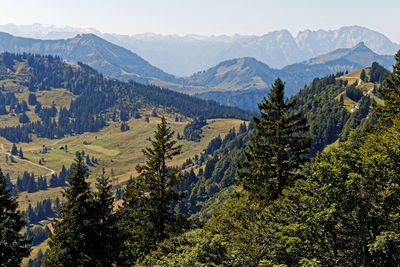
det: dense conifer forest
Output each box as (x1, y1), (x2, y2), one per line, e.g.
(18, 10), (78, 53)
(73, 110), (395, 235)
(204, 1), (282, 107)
(1, 49), (400, 266)
(0, 53), (251, 143)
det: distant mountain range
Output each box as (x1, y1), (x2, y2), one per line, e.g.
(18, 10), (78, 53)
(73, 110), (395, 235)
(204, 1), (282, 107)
(0, 32), (176, 84)
(0, 29), (395, 111)
(191, 42), (394, 110)
(0, 24), (398, 76)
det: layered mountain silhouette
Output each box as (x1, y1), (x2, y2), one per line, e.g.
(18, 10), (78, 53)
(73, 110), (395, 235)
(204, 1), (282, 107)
(0, 24), (398, 76)
(0, 32), (177, 83)
(192, 42), (395, 110)
(0, 30), (394, 111)
(188, 42), (393, 92)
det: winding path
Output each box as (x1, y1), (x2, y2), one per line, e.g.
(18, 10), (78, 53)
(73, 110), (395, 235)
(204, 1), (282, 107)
(0, 144), (55, 177)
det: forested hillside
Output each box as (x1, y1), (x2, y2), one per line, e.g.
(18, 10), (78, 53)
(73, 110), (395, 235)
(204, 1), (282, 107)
(0, 52), (252, 266)
(141, 51), (400, 266)
(0, 52), (250, 143)
(2, 50), (399, 266)
(191, 43), (394, 111)
(176, 62), (390, 222)
(0, 32), (178, 83)
(0, 32), (394, 114)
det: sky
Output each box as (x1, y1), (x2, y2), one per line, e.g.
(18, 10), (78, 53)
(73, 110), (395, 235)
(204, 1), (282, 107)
(1, 0), (400, 43)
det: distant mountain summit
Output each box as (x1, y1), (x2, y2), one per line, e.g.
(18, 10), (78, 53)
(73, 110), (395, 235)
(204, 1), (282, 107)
(283, 41), (394, 82)
(301, 42), (392, 67)
(184, 57), (279, 91)
(0, 24), (398, 76)
(0, 32), (177, 83)
(193, 42), (395, 111)
(0, 23), (101, 39)
(296, 26), (399, 57)
(0, 31), (395, 111)
(189, 42), (394, 94)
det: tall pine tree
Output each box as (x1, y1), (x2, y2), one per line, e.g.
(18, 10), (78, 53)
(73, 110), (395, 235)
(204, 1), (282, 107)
(0, 169), (31, 266)
(237, 78), (311, 202)
(45, 153), (96, 266)
(11, 143), (18, 156)
(91, 168), (121, 267)
(377, 50), (400, 126)
(118, 117), (189, 264)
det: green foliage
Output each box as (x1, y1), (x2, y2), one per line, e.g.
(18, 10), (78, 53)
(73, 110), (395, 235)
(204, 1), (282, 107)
(11, 143), (18, 156)
(24, 198), (59, 225)
(0, 53), (251, 143)
(204, 194), (270, 266)
(141, 229), (232, 266)
(340, 95), (373, 141)
(370, 62), (390, 83)
(360, 69), (367, 81)
(177, 73), (379, 221)
(19, 112), (30, 123)
(178, 70), (383, 222)
(45, 153), (95, 266)
(377, 50), (400, 126)
(182, 118), (207, 142)
(169, 57), (400, 266)
(118, 117), (190, 264)
(293, 76), (355, 155)
(346, 85), (363, 102)
(0, 169), (31, 266)
(237, 78), (310, 202)
(176, 128), (249, 222)
(91, 169), (122, 267)
(200, 124), (400, 266)
(120, 122), (130, 132)
(25, 225), (50, 246)
(45, 154), (119, 266)
(261, 130), (400, 266)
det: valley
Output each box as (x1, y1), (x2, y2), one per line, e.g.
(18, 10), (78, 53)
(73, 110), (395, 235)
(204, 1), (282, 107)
(3, 115), (245, 188)
(0, 54), (388, 264)
(0, 12), (399, 265)
(0, 30), (395, 113)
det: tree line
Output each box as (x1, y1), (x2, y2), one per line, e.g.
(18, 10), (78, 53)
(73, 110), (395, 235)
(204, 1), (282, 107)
(0, 53), (252, 143)
(141, 53), (400, 266)
(2, 54), (400, 265)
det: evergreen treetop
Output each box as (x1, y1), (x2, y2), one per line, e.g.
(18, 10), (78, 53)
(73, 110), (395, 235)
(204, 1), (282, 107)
(118, 117), (189, 264)
(237, 78), (311, 202)
(11, 143), (18, 155)
(91, 168), (121, 267)
(45, 153), (95, 266)
(377, 50), (400, 126)
(0, 168), (31, 265)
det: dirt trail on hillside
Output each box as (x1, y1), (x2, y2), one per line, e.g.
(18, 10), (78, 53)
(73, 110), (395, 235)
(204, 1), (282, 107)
(0, 144), (55, 177)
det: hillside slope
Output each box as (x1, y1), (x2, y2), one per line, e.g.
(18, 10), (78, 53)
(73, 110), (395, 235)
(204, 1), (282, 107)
(2, 24), (397, 76)
(0, 53), (251, 260)
(0, 32), (177, 83)
(0, 32), (394, 113)
(177, 65), (389, 221)
(185, 57), (279, 92)
(192, 43), (394, 111)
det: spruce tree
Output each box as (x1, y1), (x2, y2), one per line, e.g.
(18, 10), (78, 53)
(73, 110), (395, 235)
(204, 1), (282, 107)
(45, 153), (96, 266)
(360, 69), (367, 82)
(377, 50), (400, 126)
(0, 169), (31, 265)
(11, 143), (18, 156)
(237, 78), (311, 202)
(91, 169), (121, 266)
(119, 117), (189, 264)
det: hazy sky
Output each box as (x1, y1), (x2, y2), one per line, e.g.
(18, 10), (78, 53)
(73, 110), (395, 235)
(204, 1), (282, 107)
(2, 0), (400, 42)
